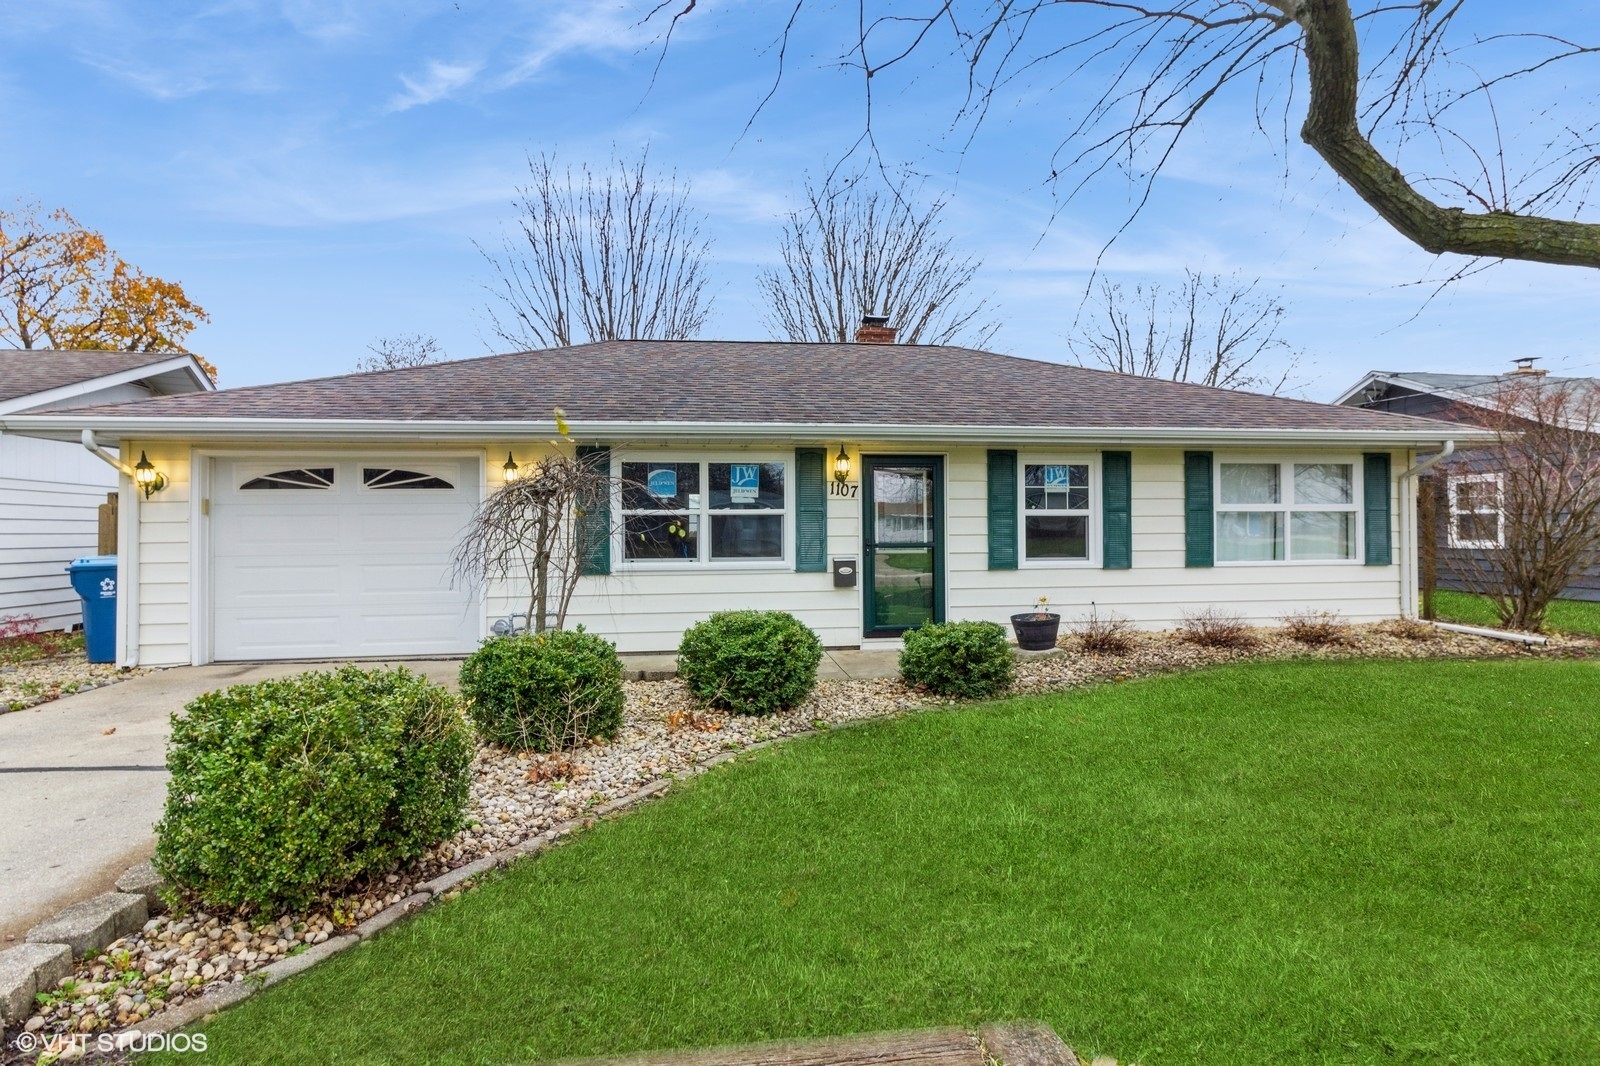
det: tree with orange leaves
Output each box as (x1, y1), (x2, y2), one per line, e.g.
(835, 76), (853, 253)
(0, 201), (214, 377)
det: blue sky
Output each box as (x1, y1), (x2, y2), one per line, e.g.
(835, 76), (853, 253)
(3, 1), (1595, 400)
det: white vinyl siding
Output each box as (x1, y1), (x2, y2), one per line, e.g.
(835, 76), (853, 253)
(126, 439), (1406, 662)
(0, 435), (117, 630)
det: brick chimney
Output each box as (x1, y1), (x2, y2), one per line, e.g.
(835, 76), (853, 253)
(854, 314), (897, 344)
(1510, 356), (1548, 377)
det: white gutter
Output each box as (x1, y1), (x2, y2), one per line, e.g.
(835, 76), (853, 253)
(1, 416), (1497, 448)
(81, 429), (132, 476)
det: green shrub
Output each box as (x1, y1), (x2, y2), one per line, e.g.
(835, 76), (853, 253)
(677, 611), (823, 715)
(155, 666), (473, 914)
(899, 620), (1015, 699)
(459, 627), (625, 750)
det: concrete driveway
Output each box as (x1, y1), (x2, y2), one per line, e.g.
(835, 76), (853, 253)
(0, 660), (461, 942)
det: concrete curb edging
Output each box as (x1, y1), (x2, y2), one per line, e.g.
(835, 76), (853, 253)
(24, 892), (148, 957)
(0, 943), (72, 1024)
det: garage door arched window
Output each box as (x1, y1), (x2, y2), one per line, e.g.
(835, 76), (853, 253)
(362, 468), (455, 490)
(239, 467), (335, 490)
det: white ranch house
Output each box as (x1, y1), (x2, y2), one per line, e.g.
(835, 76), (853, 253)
(0, 336), (1486, 666)
(0, 350), (213, 630)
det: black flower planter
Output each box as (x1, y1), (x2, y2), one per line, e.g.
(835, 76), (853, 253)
(1010, 612), (1062, 651)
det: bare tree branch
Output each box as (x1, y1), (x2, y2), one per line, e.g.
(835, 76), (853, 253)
(479, 151), (714, 350)
(1068, 270), (1299, 393)
(757, 171), (999, 346)
(356, 333), (445, 372)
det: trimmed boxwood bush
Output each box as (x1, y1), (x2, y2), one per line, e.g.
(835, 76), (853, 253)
(459, 627), (625, 751)
(154, 666), (473, 914)
(899, 620), (1015, 699)
(677, 610), (823, 715)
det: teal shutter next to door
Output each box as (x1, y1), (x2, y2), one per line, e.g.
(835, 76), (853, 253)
(575, 444), (611, 576)
(1363, 452), (1393, 565)
(987, 450), (1018, 570)
(1101, 450), (1132, 569)
(795, 447), (827, 572)
(1183, 451), (1214, 568)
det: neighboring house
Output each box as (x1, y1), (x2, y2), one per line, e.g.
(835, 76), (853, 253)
(0, 350), (214, 629)
(1334, 361), (1600, 602)
(0, 327), (1483, 667)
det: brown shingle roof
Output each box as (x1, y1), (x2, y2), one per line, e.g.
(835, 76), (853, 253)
(0, 349), (193, 405)
(66, 341), (1449, 433)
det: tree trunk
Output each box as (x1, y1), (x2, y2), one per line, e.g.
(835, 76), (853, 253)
(1294, 0), (1600, 268)
(1418, 475), (1438, 620)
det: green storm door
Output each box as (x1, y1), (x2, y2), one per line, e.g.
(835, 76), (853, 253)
(862, 455), (945, 637)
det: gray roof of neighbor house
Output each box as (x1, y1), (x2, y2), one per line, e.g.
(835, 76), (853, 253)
(0, 349), (212, 407)
(1334, 368), (1600, 412)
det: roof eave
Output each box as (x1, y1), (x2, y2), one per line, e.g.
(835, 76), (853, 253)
(0, 414), (1497, 447)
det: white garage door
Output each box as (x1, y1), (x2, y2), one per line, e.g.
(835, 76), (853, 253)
(211, 457), (481, 660)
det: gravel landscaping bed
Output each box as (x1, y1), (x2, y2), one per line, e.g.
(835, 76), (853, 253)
(10, 619), (1582, 1058)
(0, 656), (134, 714)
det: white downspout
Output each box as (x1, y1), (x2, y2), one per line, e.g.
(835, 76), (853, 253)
(1395, 440), (1455, 619)
(81, 429), (132, 476)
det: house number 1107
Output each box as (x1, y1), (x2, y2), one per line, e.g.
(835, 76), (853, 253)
(828, 482), (858, 498)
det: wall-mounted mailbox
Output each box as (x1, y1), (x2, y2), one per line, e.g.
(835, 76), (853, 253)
(832, 558), (858, 588)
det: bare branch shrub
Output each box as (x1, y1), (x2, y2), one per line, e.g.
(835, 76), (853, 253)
(1069, 271), (1298, 394)
(1452, 377), (1600, 631)
(758, 172), (997, 347)
(357, 333), (445, 372)
(1177, 607), (1259, 649)
(451, 453), (617, 633)
(1278, 609), (1354, 646)
(1074, 604), (1138, 654)
(1380, 617), (1439, 642)
(481, 151), (713, 349)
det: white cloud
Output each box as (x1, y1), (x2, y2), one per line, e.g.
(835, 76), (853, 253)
(388, 58), (484, 112)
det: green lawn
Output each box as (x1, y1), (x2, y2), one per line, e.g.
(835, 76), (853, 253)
(1432, 589), (1600, 636)
(167, 660), (1600, 1065)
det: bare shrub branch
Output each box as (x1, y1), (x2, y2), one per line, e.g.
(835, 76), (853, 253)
(1449, 377), (1600, 631)
(356, 333), (445, 372)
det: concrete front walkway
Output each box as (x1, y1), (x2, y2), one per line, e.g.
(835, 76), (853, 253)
(0, 650), (899, 942)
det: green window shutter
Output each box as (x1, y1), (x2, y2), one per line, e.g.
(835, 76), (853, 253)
(1101, 450), (1133, 569)
(575, 444), (611, 577)
(1183, 450), (1214, 568)
(1363, 452), (1393, 566)
(987, 449), (1019, 570)
(795, 447), (827, 573)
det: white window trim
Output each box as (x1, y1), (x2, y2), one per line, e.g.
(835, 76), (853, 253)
(1018, 453), (1100, 567)
(1447, 471), (1505, 550)
(1213, 455), (1364, 565)
(612, 452), (794, 571)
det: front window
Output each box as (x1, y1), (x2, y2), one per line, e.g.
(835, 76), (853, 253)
(1217, 460), (1357, 562)
(1448, 472), (1504, 549)
(1022, 461), (1092, 561)
(619, 459), (787, 564)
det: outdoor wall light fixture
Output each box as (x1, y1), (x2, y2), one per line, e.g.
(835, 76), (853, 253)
(833, 444), (851, 484)
(502, 452), (520, 483)
(133, 451), (167, 498)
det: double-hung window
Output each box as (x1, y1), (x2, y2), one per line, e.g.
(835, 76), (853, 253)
(1021, 460), (1094, 562)
(1216, 460), (1359, 562)
(1447, 472), (1504, 549)
(618, 458), (788, 565)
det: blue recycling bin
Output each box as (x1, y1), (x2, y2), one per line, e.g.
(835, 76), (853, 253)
(67, 555), (118, 664)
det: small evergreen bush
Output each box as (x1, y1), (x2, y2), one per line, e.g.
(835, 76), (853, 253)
(677, 611), (823, 715)
(899, 620), (1015, 699)
(155, 666), (473, 914)
(459, 628), (625, 751)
